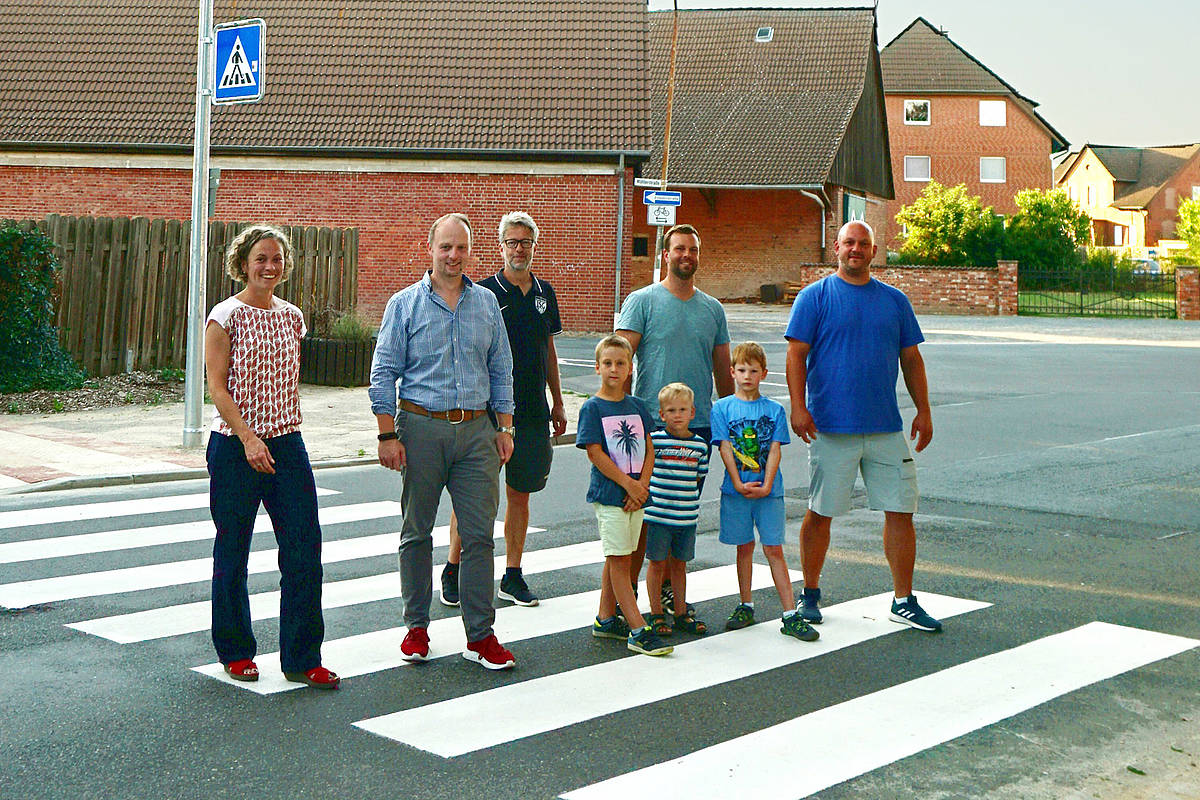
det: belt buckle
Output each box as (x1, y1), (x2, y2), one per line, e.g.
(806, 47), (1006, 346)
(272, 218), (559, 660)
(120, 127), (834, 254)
(447, 408), (467, 425)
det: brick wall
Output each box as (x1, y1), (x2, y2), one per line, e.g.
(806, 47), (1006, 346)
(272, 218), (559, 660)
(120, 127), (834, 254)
(784, 262), (1016, 315)
(885, 94), (1055, 251)
(0, 163), (635, 331)
(1177, 266), (1199, 321)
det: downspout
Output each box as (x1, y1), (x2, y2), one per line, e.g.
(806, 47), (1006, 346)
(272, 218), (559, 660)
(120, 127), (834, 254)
(799, 189), (828, 262)
(614, 152), (625, 326)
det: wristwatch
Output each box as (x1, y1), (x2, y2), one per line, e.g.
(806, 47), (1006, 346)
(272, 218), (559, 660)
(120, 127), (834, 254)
(497, 426), (516, 437)
(377, 431), (399, 441)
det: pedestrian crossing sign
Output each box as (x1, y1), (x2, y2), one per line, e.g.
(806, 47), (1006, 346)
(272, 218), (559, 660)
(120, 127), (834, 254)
(212, 19), (264, 105)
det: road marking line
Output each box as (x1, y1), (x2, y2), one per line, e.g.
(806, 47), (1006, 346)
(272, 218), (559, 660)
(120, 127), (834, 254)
(70, 539), (603, 643)
(354, 592), (989, 756)
(923, 329), (1200, 348)
(0, 488), (338, 530)
(0, 501), (401, 564)
(192, 564), (793, 694)
(561, 621), (1199, 800)
(0, 522), (532, 609)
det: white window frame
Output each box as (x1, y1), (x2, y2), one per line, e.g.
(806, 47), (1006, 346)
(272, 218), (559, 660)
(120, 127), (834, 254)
(979, 157), (1007, 184)
(1193, 185), (1200, 200)
(903, 99), (931, 126)
(904, 155), (931, 182)
(979, 100), (1007, 127)
(1166, 187), (1177, 209)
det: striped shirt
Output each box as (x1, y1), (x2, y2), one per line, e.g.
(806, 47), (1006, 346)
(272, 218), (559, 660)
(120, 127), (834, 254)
(645, 430), (710, 527)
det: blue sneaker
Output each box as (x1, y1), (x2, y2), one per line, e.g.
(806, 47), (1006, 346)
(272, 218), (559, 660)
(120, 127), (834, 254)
(799, 586), (822, 624)
(889, 594), (943, 632)
(592, 615), (631, 640)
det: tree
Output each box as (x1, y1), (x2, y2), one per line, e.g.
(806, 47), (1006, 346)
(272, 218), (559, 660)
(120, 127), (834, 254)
(0, 222), (85, 393)
(1003, 188), (1091, 271)
(894, 182), (1004, 266)
(1176, 197), (1200, 264)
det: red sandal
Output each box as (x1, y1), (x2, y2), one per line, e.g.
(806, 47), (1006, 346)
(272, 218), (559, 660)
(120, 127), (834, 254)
(283, 665), (340, 690)
(223, 658), (259, 682)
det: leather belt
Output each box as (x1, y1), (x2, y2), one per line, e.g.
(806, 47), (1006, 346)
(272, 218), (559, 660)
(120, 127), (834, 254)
(399, 399), (486, 424)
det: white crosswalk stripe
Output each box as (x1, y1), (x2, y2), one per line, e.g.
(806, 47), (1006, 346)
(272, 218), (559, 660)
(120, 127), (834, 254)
(5, 487), (1196, 799)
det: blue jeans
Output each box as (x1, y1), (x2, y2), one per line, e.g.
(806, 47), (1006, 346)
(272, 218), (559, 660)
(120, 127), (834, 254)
(207, 431), (325, 673)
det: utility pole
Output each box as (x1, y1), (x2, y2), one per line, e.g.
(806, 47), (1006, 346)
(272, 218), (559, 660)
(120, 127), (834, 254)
(653, 0), (680, 283)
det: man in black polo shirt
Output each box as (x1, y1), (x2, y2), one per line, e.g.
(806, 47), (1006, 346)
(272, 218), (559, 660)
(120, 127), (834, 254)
(442, 211), (567, 607)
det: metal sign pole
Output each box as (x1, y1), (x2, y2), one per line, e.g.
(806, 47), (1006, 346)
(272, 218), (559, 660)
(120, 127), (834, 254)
(654, 0), (680, 283)
(183, 0), (213, 448)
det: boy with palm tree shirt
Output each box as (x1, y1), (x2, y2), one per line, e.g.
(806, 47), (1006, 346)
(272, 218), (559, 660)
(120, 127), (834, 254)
(576, 334), (672, 656)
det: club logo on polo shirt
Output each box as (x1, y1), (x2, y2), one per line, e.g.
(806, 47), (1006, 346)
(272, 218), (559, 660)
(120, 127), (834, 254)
(535, 296), (548, 315)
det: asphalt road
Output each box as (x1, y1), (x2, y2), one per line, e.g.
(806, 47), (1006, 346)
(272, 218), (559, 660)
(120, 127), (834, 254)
(3, 310), (1199, 799)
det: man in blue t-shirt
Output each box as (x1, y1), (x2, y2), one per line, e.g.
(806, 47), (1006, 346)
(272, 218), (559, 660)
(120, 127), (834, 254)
(784, 220), (942, 633)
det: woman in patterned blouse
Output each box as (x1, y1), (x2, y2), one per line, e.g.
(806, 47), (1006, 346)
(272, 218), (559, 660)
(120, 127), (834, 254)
(203, 224), (339, 689)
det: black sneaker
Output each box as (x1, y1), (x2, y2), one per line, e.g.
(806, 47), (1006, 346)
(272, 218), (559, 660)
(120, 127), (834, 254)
(592, 615), (631, 640)
(781, 612), (819, 642)
(498, 571), (539, 607)
(889, 594), (943, 632)
(439, 563), (460, 607)
(627, 626), (673, 656)
(799, 586), (823, 624)
(725, 602), (755, 630)
(661, 578), (675, 616)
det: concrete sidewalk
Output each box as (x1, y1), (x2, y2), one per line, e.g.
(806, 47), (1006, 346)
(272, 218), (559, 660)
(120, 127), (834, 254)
(2, 306), (1198, 493)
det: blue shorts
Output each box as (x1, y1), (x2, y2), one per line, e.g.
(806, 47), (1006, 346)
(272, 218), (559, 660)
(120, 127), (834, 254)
(645, 522), (697, 562)
(718, 493), (785, 547)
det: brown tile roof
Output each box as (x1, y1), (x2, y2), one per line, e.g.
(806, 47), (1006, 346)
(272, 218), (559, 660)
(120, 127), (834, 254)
(644, 8), (877, 186)
(0, 0), (649, 155)
(881, 17), (1068, 152)
(1087, 144), (1200, 209)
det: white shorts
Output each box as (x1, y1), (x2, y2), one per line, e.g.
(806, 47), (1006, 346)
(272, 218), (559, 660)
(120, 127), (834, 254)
(807, 431), (918, 517)
(593, 503), (645, 557)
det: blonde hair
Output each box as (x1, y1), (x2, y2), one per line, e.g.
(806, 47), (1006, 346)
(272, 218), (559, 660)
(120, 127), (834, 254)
(731, 341), (767, 370)
(658, 382), (694, 407)
(224, 224), (295, 284)
(594, 333), (633, 362)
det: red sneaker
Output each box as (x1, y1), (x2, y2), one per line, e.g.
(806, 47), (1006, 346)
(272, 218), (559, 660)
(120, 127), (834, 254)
(463, 633), (515, 670)
(283, 665), (340, 690)
(401, 627), (430, 662)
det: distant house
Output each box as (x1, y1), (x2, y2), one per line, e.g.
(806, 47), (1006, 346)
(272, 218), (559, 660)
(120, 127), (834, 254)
(633, 7), (893, 300)
(0, 0), (649, 330)
(880, 17), (1068, 251)
(1054, 143), (1200, 252)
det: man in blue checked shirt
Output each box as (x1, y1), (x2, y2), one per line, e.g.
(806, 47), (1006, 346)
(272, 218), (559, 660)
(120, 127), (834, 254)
(369, 212), (518, 671)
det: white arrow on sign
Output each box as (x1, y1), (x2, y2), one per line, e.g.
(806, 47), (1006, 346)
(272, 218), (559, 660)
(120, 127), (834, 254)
(642, 190), (682, 206)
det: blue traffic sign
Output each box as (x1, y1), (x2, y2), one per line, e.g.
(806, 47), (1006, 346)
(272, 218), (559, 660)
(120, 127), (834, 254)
(213, 19), (264, 105)
(642, 190), (682, 206)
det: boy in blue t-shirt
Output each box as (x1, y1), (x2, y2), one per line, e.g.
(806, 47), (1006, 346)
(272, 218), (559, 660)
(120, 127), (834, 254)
(644, 382), (711, 637)
(576, 334), (673, 657)
(711, 342), (818, 642)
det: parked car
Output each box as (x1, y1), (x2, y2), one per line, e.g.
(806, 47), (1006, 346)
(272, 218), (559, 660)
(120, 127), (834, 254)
(1131, 258), (1161, 275)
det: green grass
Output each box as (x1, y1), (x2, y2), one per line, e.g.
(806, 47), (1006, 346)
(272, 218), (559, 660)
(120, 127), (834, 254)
(1018, 290), (1176, 318)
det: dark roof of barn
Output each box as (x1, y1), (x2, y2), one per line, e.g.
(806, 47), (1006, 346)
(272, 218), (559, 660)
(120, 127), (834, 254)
(881, 17), (1068, 152)
(644, 7), (879, 186)
(0, 0), (649, 156)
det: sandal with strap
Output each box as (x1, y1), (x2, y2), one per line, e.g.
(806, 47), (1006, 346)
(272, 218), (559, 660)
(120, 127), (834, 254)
(674, 612), (708, 635)
(283, 665), (341, 690)
(646, 613), (674, 637)
(223, 658), (259, 682)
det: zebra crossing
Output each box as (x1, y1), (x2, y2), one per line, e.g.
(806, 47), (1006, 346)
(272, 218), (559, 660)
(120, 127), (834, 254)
(2, 485), (1197, 799)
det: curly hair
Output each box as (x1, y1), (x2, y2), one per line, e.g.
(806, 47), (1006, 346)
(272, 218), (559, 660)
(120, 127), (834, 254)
(224, 224), (295, 284)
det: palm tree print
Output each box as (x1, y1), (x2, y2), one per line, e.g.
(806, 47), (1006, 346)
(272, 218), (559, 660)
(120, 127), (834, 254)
(605, 416), (643, 473)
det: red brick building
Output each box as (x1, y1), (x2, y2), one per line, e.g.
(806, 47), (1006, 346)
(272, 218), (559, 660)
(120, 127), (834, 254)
(880, 18), (1068, 252)
(632, 8), (893, 300)
(0, 0), (649, 331)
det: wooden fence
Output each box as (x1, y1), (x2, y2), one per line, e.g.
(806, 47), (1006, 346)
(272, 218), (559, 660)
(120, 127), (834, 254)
(22, 215), (358, 376)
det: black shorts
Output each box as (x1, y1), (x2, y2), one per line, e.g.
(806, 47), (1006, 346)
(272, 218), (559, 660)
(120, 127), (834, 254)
(505, 419), (553, 494)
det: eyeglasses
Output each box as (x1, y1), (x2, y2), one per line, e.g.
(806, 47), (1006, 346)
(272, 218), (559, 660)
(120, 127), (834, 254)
(502, 238), (535, 249)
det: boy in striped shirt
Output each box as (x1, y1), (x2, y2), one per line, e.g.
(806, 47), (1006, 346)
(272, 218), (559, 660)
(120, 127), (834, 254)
(644, 382), (711, 636)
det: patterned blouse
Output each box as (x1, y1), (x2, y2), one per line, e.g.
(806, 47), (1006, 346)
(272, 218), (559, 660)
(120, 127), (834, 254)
(206, 295), (306, 439)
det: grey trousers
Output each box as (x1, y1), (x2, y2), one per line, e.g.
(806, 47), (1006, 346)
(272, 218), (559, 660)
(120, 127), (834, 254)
(397, 411), (500, 643)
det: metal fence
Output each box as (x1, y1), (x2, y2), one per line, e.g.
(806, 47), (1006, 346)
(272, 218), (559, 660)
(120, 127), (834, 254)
(22, 215), (358, 375)
(1018, 267), (1177, 318)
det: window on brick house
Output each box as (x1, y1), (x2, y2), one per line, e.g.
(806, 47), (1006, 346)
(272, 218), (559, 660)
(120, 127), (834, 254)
(980, 157), (1007, 183)
(979, 100), (1006, 126)
(632, 235), (649, 257)
(1114, 225), (1125, 246)
(904, 156), (931, 182)
(1193, 185), (1200, 200)
(903, 99), (930, 125)
(1166, 188), (1176, 209)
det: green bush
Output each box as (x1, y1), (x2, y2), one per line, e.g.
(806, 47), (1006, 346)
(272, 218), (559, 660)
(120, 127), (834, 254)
(1003, 188), (1091, 271)
(0, 222), (85, 393)
(893, 182), (1004, 266)
(328, 309), (375, 341)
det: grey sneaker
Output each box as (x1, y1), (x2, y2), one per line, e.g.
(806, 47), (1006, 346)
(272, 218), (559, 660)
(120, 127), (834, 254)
(799, 586), (822, 624)
(439, 563), (459, 607)
(889, 594), (943, 632)
(627, 626), (673, 656)
(498, 571), (539, 607)
(781, 612), (819, 642)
